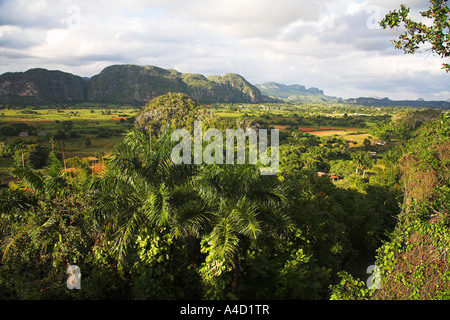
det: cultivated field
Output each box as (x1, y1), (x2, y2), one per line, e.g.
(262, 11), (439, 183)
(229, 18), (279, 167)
(0, 106), (139, 158)
(1, 102), (397, 185)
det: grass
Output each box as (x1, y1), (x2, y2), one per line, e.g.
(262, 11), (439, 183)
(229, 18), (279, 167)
(309, 130), (348, 137)
(208, 105), (392, 151)
(0, 107), (139, 174)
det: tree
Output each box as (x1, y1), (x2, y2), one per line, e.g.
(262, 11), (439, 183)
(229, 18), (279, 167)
(89, 127), (200, 265)
(363, 138), (372, 151)
(11, 142), (49, 170)
(49, 136), (55, 150)
(351, 151), (372, 178)
(84, 137), (91, 147)
(194, 163), (291, 298)
(1, 154), (101, 299)
(380, 0), (450, 72)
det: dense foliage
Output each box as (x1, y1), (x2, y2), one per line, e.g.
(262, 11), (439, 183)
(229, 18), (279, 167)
(134, 93), (221, 137)
(330, 113), (450, 300)
(0, 94), (448, 300)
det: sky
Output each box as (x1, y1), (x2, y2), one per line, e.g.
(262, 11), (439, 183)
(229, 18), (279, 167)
(0, 0), (449, 101)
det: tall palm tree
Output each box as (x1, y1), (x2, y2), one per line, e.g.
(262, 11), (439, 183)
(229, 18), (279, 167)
(193, 162), (291, 294)
(89, 127), (207, 265)
(90, 126), (292, 295)
(352, 150), (372, 178)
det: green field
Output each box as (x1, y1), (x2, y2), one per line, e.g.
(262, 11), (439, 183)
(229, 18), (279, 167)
(0, 106), (139, 156)
(0, 102), (405, 185)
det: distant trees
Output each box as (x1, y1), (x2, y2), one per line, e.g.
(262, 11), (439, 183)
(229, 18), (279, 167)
(0, 123), (36, 137)
(363, 138), (372, 151)
(370, 109), (442, 141)
(3, 140), (50, 169)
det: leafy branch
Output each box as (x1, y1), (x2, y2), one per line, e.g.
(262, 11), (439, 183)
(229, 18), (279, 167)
(380, 0), (450, 72)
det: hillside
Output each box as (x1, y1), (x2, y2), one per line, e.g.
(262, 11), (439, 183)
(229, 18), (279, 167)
(256, 82), (450, 109)
(87, 65), (186, 104)
(256, 82), (339, 103)
(345, 97), (450, 109)
(3, 66), (448, 108)
(0, 65), (274, 106)
(134, 92), (220, 137)
(0, 68), (88, 105)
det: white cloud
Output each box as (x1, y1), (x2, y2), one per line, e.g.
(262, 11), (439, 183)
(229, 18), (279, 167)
(0, 0), (448, 101)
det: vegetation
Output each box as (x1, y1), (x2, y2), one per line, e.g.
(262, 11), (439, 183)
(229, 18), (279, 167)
(381, 0), (450, 72)
(0, 65), (270, 107)
(331, 112), (450, 300)
(0, 90), (448, 300)
(134, 93), (221, 137)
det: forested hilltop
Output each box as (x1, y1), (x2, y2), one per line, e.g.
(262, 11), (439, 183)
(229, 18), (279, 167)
(0, 92), (448, 300)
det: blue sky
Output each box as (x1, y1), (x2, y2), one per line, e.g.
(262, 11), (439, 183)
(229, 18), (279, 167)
(0, 0), (448, 101)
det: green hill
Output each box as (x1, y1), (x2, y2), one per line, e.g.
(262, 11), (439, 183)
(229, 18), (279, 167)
(0, 64), (274, 106)
(255, 82), (339, 103)
(87, 65), (186, 104)
(0, 68), (88, 105)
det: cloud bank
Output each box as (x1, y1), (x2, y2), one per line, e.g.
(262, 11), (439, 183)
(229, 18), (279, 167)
(0, 0), (448, 101)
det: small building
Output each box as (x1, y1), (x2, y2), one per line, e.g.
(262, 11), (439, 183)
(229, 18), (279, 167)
(317, 171), (340, 181)
(18, 132), (29, 137)
(369, 151), (377, 157)
(37, 131), (46, 137)
(376, 141), (387, 146)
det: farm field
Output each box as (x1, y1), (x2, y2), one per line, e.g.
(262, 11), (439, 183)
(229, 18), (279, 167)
(0, 106), (140, 184)
(0, 101), (403, 186)
(0, 106), (139, 156)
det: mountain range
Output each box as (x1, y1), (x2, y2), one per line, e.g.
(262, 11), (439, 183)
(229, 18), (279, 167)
(256, 82), (450, 109)
(255, 82), (339, 104)
(0, 65), (275, 106)
(0, 64), (449, 109)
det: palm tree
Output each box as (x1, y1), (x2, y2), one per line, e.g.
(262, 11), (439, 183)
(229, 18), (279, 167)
(193, 162), (291, 295)
(89, 126), (291, 295)
(12, 152), (69, 198)
(89, 127), (205, 265)
(49, 136), (55, 150)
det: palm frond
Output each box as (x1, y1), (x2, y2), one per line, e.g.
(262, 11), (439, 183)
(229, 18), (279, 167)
(209, 215), (240, 262)
(232, 196), (261, 240)
(141, 183), (173, 227)
(111, 209), (143, 264)
(11, 166), (43, 192)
